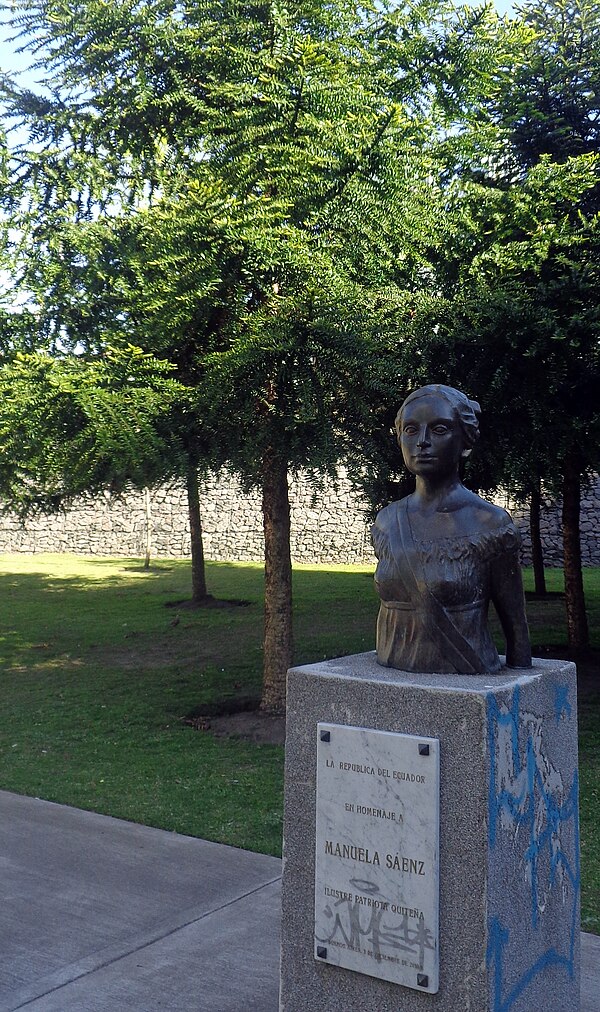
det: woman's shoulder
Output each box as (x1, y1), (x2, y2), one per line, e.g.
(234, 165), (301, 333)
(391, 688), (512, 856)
(467, 494), (514, 528)
(454, 489), (509, 524)
(373, 498), (405, 532)
(458, 492), (520, 550)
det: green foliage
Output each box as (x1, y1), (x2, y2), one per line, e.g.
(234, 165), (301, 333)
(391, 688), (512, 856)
(0, 306), (42, 355)
(8, 0), (590, 673)
(1, 2), (596, 542)
(379, 0), (600, 506)
(499, 0), (600, 168)
(435, 153), (600, 488)
(0, 346), (188, 514)
(0, 0), (518, 490)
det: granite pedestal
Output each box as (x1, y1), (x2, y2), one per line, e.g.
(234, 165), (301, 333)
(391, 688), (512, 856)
(279, 653), (580, 1011)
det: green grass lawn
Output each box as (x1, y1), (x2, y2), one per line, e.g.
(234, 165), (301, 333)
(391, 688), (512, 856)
(0, 553), (598, 933)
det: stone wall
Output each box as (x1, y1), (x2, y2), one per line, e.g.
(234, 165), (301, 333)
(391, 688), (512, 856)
(497, 478), (600, 567)
(0, 469), (374, 565)
(0, 471), (598, 567)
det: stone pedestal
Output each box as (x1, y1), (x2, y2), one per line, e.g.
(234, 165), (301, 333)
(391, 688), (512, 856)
(280, 653), (580, 1012)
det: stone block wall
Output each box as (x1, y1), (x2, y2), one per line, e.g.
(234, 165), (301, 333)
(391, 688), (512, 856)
(0, 471), (598, 567)
(498, 478), (600, 567)
(0, 469), (374, 565)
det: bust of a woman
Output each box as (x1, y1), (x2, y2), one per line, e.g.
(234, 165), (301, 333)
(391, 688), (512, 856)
(371, 384), (531, 674)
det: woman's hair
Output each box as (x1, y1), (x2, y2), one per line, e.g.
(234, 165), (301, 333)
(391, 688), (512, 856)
(395, 384), (481, 452)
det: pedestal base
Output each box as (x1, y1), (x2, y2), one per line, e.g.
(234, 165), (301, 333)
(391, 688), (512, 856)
(279, 653), (580, 1011)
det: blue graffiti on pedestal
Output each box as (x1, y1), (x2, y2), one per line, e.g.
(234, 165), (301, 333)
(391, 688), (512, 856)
(486, 685), (580, 1012)
(554, 684), (572, 724)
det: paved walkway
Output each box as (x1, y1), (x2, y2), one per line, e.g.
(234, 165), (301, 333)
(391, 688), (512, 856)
(0, 790), (598, 1011)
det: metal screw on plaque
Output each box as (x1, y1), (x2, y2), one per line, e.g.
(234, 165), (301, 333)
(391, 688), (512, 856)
(417, 973), (429, 988)
(418, 743), (430, 756)
(316, 946), (328, 959)
(320, 730), (331, 742)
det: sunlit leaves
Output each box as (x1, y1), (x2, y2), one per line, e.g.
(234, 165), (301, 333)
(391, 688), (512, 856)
(0, 0), (534, 499)
(0, 346), (188, 514)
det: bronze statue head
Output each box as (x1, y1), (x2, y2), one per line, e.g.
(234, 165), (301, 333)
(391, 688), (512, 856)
(395, 384), (481, 463)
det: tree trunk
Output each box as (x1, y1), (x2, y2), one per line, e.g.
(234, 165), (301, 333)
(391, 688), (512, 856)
(562, 453), (589, 653)
(261, 446), (293, 714)
(143, 487), (152, 570)
(529, 479), (547, 596)
(186, 463), (209, 603)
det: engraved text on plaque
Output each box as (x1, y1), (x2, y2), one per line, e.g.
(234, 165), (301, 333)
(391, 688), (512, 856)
(314, 723), (440, 992)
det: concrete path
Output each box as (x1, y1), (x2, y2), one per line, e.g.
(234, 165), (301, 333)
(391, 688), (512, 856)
(0, 790), (598, 1011)
(0, 791), (281, 1011)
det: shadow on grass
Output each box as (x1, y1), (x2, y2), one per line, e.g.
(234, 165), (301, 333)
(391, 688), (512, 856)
(0, 558), (379, 683)
(165, 596), (251, 609)
(0, 556), (598, 873)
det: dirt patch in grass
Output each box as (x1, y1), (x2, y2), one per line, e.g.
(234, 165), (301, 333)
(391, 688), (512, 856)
(184, 644), (600, 747)
(165, 596), (250, 610)
(204, 710), (286, 745)
(181, 697), (285, 745)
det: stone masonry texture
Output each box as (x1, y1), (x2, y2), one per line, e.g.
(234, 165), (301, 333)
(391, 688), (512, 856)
(0, 470), (598, 567)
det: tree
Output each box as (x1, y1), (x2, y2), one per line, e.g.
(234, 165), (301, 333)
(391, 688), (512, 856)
(371, 0), (600, 654)
(397, 150), (600, 654)
(478, 0), (600, 650)
(499, 0), (600, 649)
(496, 0), (600, 169)
(0, 0), (513, 707)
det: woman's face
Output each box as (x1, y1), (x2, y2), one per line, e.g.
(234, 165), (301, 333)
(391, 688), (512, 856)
(399, 394), (464, 479)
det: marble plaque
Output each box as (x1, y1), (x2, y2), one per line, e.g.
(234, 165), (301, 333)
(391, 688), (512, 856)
(314, 723), (440, 992)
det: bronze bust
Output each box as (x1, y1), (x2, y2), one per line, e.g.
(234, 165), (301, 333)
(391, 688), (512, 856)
(372, 385), (531, 674)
